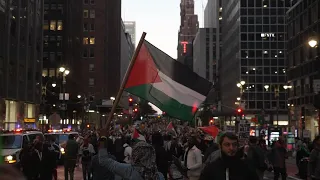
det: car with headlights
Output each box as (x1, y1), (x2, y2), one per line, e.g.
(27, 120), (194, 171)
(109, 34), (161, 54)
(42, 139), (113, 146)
(44, 129), (79, 161)
(0, 129), (44, 167)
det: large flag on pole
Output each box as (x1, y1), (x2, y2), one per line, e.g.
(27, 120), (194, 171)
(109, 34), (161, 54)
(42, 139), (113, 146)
(124, 40), (212, 121)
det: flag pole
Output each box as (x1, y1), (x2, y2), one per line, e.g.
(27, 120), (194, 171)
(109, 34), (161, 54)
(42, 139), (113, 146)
(103, 32), (147, 135)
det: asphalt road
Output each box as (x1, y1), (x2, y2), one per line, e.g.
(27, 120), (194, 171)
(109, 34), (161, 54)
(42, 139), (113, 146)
(56, 158), (303, 180)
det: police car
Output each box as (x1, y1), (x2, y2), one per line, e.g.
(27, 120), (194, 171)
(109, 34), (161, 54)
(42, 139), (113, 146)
(44, 129), (79, 157)
(0, 129), (44, 166)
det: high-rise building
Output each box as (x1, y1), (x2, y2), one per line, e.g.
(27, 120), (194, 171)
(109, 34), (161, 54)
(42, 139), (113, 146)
(0, 0), (43, 130)
(193, 28), (217, 83)
(78, 0), (122, 101)
(193, 0), (222, 106)
(41, 0), (82, 127)
(124, 21), (136, 47)
(287, 0), (320, 139)
(220, 0), (291, 125)
(177, 0), (199, 67)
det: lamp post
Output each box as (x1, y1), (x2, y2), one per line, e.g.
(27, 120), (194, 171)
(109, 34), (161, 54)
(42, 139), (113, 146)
(41, 80), (57, 131)
(77, 94), (89, 129)
(236, 81), (245, 108)
(59, 66), (70, 128)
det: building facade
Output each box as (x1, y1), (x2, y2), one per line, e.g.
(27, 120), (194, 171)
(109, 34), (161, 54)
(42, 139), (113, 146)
(41, 0), (82, 128)
(78, 0), (122, 101)
(0, 0), (43, 130)
(287, 0), (320, 139)
(177, 0), (198, 63)
(220, 0), (291, 125)
(193, 28), (217, 83)
(124, 21), (136, 47)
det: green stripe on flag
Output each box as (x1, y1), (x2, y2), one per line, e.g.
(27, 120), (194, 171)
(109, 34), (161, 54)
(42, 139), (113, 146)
(126, 84), (195, 121)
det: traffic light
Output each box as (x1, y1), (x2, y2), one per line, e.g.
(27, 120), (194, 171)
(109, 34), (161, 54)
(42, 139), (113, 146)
(128, 97), (133, 106)
(209, 119), (214, 126)
(236, 108), (243, 116)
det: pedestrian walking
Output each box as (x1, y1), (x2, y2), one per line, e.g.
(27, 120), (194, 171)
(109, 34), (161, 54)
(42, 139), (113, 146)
(64, 134), (79, 180)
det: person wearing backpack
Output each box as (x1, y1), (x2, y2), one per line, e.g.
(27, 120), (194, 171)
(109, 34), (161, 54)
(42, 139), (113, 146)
(80, 137), (95, 180)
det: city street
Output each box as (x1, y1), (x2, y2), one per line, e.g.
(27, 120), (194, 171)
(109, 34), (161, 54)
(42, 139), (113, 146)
(57, 165), (82, 180)
(56, 158), (303, 180)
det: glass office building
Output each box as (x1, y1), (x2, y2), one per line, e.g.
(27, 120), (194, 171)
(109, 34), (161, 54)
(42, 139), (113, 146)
(220, 0), (291, 124)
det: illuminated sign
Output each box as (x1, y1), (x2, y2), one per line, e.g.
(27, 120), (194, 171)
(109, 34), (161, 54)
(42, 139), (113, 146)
(24, 118), (36, 123)
(261, 33), (275, 38)
(181, 41), (188, 53)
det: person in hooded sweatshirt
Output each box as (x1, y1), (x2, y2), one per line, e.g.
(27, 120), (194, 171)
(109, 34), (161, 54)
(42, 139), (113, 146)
(200, 132), (259, 180)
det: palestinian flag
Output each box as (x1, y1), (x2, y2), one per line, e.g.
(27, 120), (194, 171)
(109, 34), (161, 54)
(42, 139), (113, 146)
(125, 40), (212, 121)
(132, 128), (146, 142)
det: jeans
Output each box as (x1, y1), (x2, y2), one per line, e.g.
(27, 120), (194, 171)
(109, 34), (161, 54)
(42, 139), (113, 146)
(64, 159), (76, 180)
(82, 162), (92, 180)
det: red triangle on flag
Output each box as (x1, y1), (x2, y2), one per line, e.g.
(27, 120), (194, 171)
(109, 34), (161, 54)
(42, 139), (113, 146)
(125, 43), (162, 89)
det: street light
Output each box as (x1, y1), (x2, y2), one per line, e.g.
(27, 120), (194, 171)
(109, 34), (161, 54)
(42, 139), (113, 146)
(77, 95), (81, 99)
(264, 85), (269, 91)
(283, 85), (292, 89)
(64, 69), (70, 75)
(59, 67), (66, 72)
(110, 97), (115, 101)
(237, 97), (241, 101)
(240, 81), (245, 85)
(52, 83), (57, 87)
(237, 83), (241, 87)
(308, 37), (318, 48)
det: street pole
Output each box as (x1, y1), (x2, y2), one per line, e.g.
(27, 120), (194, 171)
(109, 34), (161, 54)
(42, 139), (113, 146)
(62, 75), (66, 128)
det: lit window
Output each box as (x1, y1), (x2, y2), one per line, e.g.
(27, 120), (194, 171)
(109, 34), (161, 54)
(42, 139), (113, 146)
(83, 37), (89, 44)
(49, 69), (55, 77)
(57, 20), (63, 30)
(89, 64), (94, 71)
(42, 70), (48, 77)
(83, 10), (89, 18)
(89, 78), (95, 86)
(89, 37), (95, 44)
(50, 20), (56, 31)
(90, 10), (95, 18)
(43, 20), (49, 30)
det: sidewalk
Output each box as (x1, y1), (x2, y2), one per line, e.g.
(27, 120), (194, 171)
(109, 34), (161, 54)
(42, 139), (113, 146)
(57, 165), (82, 180)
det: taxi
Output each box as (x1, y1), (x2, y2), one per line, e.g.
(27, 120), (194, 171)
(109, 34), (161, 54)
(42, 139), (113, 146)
(0, 129), (44, 166)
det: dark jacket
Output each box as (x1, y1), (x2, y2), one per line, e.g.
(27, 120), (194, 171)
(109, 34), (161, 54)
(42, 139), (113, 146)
(200, 150), (259, 180)
(203, 143), (219, 162)
(65, 139), (79, 160)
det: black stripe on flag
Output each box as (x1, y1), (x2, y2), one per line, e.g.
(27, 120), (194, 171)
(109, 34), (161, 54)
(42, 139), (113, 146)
(144, 40), (213, 96)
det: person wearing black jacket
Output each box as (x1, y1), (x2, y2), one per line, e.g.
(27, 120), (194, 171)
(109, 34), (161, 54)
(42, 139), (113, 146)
(152, 132), (169, 180)
(40, 139), (57, 180)
(200, 132), (259, 180)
